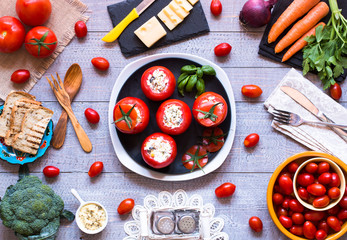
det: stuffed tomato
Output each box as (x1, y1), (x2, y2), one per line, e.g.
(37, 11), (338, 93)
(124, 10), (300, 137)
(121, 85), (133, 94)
(156, 99), (192, 135)
(141, 133), (177, 169)
(141, 66), (176, 101)
(113, 97), (149, 134)
(192, 92), (227, 127)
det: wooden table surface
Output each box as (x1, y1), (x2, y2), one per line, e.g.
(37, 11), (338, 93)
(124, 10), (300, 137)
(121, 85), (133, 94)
(0, 0), (346, 239)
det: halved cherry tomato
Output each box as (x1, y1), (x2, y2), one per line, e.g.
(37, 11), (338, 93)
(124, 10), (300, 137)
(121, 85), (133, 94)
(307, 184), (326, 197)
(0, 16), (26, 53)
(327, 216), (341, 232)
(156, 99), (191, 135)
(215, 182), (236, 198)
(330, 83), (342, 100)
(241, 85), (263, 98)
(317, 162), (330, 174)
(315, 229), (327, 240)
(287, 162), (299, 173)
(202, 127), (226, 152)
(16, 0), (52, 26)
(273, 193), (284, 205)
(11, 69), (30, 84)
(75, 21), (87, 38)
(141, 66), (176, 101)
(313, 195), (330, 208)
(84, 108), (100, 124)
(304, 211), (326, 222)
(141, 133), (177, 169)
(113, 97), (149, 134)
(25, 26), (57, 58)
(290, 225), (304, 236)
(318, 172), (332, 185)
(91, 57), (109, 71)
(279, 216), (292, 228)
(182, 145), (208, 171)
(88, 161), (103, 177)
(214, 43), (232, 56)
(305, 162), (318, 174)
(278, 175), (293, 195)
(297, 173), (315, 187)
(328, 187), (341, 200)
(303, 221), (317, 239)
(244, 133), (259, 147)
(43, 166), (60, 178)
(210, 0), (222, 16)
(249, 216), (262, 232)
(292, 213), (305, 225)
(329, 173), (341, 188)
(117, 198), (134, 215)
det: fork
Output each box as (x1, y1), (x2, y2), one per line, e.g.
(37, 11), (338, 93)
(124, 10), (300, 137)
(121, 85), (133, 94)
(47, 74), (93, 153)
(271, 108), (347, 129)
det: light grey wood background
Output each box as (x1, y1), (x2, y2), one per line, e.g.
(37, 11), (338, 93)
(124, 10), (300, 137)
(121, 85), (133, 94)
(0, 0), (346, 239)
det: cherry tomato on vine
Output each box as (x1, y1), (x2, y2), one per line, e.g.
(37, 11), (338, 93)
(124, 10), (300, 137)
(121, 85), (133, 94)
(75, 21), (87, 38)
(244, 133), (259, 148)
(16, 0), (52, 26)
(330, 83), (342, 100)
(88, 161), (103, 177)
(0, 16), (26, 53)
(210, 0), (222, 16)
(202, 127), (226, 152)
(241, 85), (263, 98)
(249, 216), (262, 232)
(91, 57), (109, 71)
(25, 26), (57, 58)
(84, 108), (100, 124)
(43, 166), (60, 178)
(117, 198), (135, 215)
(214, 43), (232, 57)
(11, 69), (30, 84)
(182, 145), (208, 171)
(215, 182), (236, 198)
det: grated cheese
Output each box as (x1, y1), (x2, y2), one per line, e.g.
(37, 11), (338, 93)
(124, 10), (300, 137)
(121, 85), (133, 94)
(144, 136), (172, 163)
(147, 69), (169, 93)
(163, 104), (183, 129)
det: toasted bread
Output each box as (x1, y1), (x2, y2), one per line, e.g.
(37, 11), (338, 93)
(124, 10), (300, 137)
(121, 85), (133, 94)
(12, 107), (53, 155)
(0, 91), (36, 138)
(5, 99), (42, 146)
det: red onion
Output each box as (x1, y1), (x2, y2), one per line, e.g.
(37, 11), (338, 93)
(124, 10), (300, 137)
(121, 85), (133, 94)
(239, 0), (277, 28)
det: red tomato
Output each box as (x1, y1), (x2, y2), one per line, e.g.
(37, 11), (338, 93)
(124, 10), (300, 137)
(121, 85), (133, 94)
(318, 173), (332, 185)
(328, 187), (341, 200)
(249, 216), (262, 232)
(75, 21), (87, 38)
(241, 85), (263, 98)
(339, 196), (347, 209)
(304, 211), (326, 222)
(307, 184), (326, 197)
(289, 199), (304, 212)
(328, 205), (340, 215)
(117, 198), (134, 215)
(290, 225), (304, 236)
(88, 161), (103, 177)
(317, 162), (330, 174)
(297, 173), (315, 187)
(182, 145), (208, 171)
(282, 197), (291, 209)
(288, 162), (299, 173)
(11, 69), (30, 84)
(329, 173), (341, 188)
(327, 216), (341, 232)
(292, 213), (305, 225)
(25, 26), (57, 58)
(303, 221), (317, 239)
(43, 166), (60, 178)
(279, 215), (293, 228)
(280, 172), (293, 179)
(0, 16), (25, 53)
(278, 175), (293, 195)
(318, 220), (329, 233)
(202, 127), (225, 152)
(210, 0), (222, 16)
(215, 182), (236, 198)
(193, 92), (227, 127)
(91, 57), (109, 71)
(344, 186), (347, 196)
(338, 209), (347, 220)
(141, 133), (177, 169)
(315, 229), (327, 240)
(16, 0), (51, 26)
(305, 162), (318, 174)
(84, 108), (100, 124)
(277, 207), (288, 217)
(214, 43), (232, 56)
(244, 133), (259, 148)
(313, 195), (330, 208)
(113, 97), (149, 134)
(298, 187), (309, 201)
(141, 66), (176, 101)
(156, 99), (191, 135)
(330, 83), (342, 100)
(273, 193), (284, 205)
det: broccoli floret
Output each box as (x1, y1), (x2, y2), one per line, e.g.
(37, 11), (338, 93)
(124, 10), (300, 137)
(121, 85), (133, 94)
(0, 176), (64, 237)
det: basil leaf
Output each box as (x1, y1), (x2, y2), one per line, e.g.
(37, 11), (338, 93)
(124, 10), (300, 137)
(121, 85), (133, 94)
(201, 65), (216, 75)
(181, 65), (197, 74)
(186, 74), (198, 92)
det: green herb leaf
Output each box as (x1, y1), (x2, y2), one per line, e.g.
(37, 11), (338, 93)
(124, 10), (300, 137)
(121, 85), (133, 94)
(201, 65), (216, 75)
(185, 74), (198, 92)
(181, 65), (197, 74)
(61, 210), (75, 221)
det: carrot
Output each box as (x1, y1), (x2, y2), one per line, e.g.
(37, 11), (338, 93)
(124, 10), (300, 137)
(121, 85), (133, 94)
(268, 0), (320, 43)
(282, 22), (325, 62)
(275, 2), (329, 53)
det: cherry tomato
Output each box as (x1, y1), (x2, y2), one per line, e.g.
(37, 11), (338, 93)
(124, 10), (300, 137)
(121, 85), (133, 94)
(339, 196), (347, 209)
(277, 207), (288, 217)
(328, 205), (340, 215)
(202, 127), (225, 152)
(288, 162), (299, 173)
(307, 184), (326, 197)
(290, 225), (304, 236)
(16, 0), (51, 26)
(304, 211), (326, 222)
(282, 197), (291, 209)
(313, 195), (330, 208)
(156, 99), (192, 135)
(289, 199), (304, 212)
(327, 216), (341, 232)
(317, 162), (330, 174)
(84, 108), (100, 124)
(113, 97), (149, 134)
(297, 173), (315, 187)
(279, 215), (292, 228)
(193, 92), (228, 127)
(280, 172), (293, 179)
(328, 187), (341, 200)
(141, 66), (176, 101)
(91, 57), (109, 71)
(318, 220), (329, 233)
(75, 21), (87, 38)
(278, 175), (293, 195)
(182, 145), (208, 171)
(43, 166), (60, 178)
(329, 173), (341, 188)
(298, 187), (309, 201)
(292, 213), (305, 225)
(11, 69), (30, 84)
(241, 85), (263, 98)
(305, 162), (318, 174)
(0, 16), (25, 53)
(214, 43), (232, 57)
(215, 182), (236, 198)
(249, 216), (262, 232)
(315, 229), (327, 240)
(330, 83), (342, 100)
(117, 198), (134, 215)
(303, 221), (317, 239)
(210, 0), (222, 16)
(25, 26), (57, 58)
(338, 209), (347, 220)
(88, 161), (103, 177)
(318, 172), (332, 185)
(344, 186), (347, 196)
(244, 133), (259, 148)
(273, 193), (284, 205)
(141, 133), (177, 169)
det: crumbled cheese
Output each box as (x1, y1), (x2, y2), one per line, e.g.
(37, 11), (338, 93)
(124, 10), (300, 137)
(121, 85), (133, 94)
(144, 137), (172, 163)
(147, 69), (169, 93)
(134, 106), (142, 124)
(163, 104), (183, 129)
(79, 203), (106, 231)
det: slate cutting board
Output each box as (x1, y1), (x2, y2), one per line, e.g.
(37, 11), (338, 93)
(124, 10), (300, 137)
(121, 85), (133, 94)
(107, 0), (210, 57)
(259, 0), (347, 82)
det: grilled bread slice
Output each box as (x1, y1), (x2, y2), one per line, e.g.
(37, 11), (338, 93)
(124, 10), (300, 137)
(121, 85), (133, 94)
(0, 91), (36, 138)
(5, 99), (42, 146)
(12, 107), (53, 155)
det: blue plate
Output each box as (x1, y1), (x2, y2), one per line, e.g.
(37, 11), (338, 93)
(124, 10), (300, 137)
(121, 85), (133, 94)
(0, 105), (53, 165)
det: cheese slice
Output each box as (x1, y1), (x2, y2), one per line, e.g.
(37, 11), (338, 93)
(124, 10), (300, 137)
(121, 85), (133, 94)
(134, 17), (167, 48)
(158, 6), (183, 31)
(187, 0), (199, 5)
(173, 0), (193, 12)
(169, 1), (189, 19)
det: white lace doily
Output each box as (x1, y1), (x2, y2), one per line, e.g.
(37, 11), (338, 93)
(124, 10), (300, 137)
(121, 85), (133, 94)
(123, 189), (229, 240)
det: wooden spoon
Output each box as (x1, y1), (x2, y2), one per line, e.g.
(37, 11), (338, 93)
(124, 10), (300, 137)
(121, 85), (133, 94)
(51, 63), (82, 149)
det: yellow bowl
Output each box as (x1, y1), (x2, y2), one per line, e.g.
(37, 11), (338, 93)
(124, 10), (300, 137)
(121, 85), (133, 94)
(267, 151), (347, 240)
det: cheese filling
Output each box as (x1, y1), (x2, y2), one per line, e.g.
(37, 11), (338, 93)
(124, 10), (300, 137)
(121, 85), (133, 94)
(163, 104), (183, 129)
(134, 106), (142, 124)
(144, 137), (172, 163)
(147, 69), (169, 93)
(79, 203), (106, 231)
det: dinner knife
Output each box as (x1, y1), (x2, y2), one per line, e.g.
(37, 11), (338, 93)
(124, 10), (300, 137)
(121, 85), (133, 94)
(102, 0), (156, 42)
(280, 86), (347, 143)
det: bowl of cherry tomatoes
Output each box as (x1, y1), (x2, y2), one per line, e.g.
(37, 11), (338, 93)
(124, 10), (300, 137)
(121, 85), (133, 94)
(267, 151), (347, 240)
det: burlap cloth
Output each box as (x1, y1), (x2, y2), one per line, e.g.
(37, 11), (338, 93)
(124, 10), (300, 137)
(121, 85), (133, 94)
(0, 0), (89, 100)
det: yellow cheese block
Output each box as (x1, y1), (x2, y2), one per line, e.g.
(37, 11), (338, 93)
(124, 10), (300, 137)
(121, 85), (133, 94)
(187, 0), (199, 5)
(158, 6), (183, 31)
(134, 17), (167, 48)
(173, 0), (193, 12)
(169, 1), (189, 19)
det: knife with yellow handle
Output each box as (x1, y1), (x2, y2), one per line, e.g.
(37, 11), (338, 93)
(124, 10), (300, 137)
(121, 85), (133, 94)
(102, 0), (157, 42)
